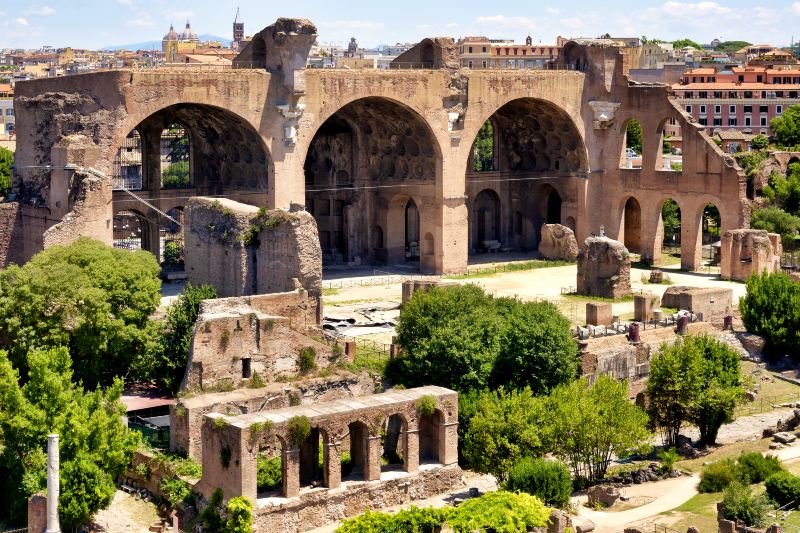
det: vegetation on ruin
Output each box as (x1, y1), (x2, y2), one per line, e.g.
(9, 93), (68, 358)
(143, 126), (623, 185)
(161, 161), (190, 189)
(257, 456), (283, 492)
(202, 489), (254, 533)
(472, 120), (495, 172)
(0, 146), (12, 197)
(336, 491), (551, 533)
(287, 415), (312, 446)
(387, 284), (578, 395)
(625, 120), (643, 154)
(160, 475), (193, 507)
(0, 346), (139, 528)
(772, 104), (800, 149)
(646, 335), (743, 447)
(150, 452), (202, 479)
(242, 208), (298, 247)
(298, 346), (317, 373)
(740, 271), (800, 355)
(0, 238), (162, 387)
(720, 481), (771, 527)
(505, 458), (572, 509)
(417, 394), (437, 417)
(151, 282), (217, 393)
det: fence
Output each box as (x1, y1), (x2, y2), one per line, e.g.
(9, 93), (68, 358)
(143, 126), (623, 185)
(734, 391), (800, 417)
(0, 528), (28, 533)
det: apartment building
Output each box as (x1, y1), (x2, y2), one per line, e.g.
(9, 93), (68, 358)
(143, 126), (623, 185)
(457, 36), (560, 69)
(673, 65), (800, 136)
(0, 83), (14, 138)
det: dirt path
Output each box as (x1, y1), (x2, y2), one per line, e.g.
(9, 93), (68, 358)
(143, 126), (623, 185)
(89, 490), (161, 533)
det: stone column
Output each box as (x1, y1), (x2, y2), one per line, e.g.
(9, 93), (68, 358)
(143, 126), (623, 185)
(441, 419), (459, 466)
(46, 434), (61, 533)
(364, 434), (382, 481)
(324, 441), (341, 489)
(681, 213), (702, 271)
(282, 446), (300, 498)
(404, 427), (420, 473)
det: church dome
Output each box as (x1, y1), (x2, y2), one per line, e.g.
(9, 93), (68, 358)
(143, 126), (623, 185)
(179, 21), (199, 41)
(163, 24), (178, 42)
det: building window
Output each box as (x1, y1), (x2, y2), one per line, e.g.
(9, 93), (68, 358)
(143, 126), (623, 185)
(760, 117), (767, 126)
(468, 46), (473, 53)
(713, 118), (722, 126)
(745, 117), (751, 126)
(482, 47), (487, 53)
(715, 105), (721, 114)
(744, 105), (752, 113)
(699, 91), (708, 98)
(760, 105), (768, 113)
(5, 109), (12, 116)
(685, 105), (692, 113)
(729, 105), (736, 113)
(777, 105), (783, 114)
(699, 118), (708, 125)
(700, 105), (706, 114)
(468, 60), (473, 69)
(482, 60), (487, 68)
(728, 118), (737, 126)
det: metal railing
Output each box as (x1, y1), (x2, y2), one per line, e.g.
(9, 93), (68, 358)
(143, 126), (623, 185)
(735, 392), (800, 417)
(0, 527), (28, 533)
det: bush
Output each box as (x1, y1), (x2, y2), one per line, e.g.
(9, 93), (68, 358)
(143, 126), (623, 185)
(299, 347), (317, 373)
(162, 240), (183, 267)
(417, 395), (437, 417)
(160, 476), (192, 507)
(257, 456), (282, 492)
(162, 161), (190, 189)
(740, 272), (800, 356)
(505, 458), (572, 508)
(736, 452), (783, 484)
(287, 415), (311, 446)
(721, 481), (770, 527)
(388, 285), (577, 395)
(446, 491), (551, 533)
(699, 459), (737, 493)
(658, 448), (680, 473)
(765, 470), (800, 506)
(751, 207), (800, 243)
(337, 506), (450, 533)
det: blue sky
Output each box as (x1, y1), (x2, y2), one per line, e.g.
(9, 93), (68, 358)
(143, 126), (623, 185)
(1, 0), (799, 50)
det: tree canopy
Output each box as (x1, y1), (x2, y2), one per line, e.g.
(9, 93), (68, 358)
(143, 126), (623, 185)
(626, 120), (643, 153)
(673, 38), (704, 50)
(740, 272), (800, 356)
(714, 41), (751, 54)
(473, 121), (495, 172)
(387, 284), (578, 395)
(646, 335), (743, 446)
(0, 146), (12, 197)
(0, 347), (139, 528)
(772, 105), (800, 149)
(0, 238), (162, 386)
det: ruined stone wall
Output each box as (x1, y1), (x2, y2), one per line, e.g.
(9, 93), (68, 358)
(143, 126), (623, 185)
(661, 286), (733, 322)
(184, 197), (322, 304)
(171, 374), (379, 460)
(182, 290), (328, 392)
(720, 229), (781, 281)
(0, 203), (22, 265)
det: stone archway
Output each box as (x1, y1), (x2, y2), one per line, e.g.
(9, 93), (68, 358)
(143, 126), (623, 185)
(623, 197), (642, 254)
(472, 189), (502, 252)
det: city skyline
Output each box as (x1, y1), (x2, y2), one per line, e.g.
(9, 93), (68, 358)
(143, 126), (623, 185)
(1, 0), (799, 51)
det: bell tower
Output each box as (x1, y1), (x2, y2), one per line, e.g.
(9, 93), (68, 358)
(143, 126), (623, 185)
(232, 8), (244, 50)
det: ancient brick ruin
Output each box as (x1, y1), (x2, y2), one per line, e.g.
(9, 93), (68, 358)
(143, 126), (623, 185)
(720, 229), (782, 282)
(2, 18), (750, 275)
(577, 236), (632, 298)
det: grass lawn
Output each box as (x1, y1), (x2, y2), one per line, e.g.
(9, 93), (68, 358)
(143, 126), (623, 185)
(658, 491), (721, 533)
(736, 361), (800, 417)
(676, 438), (774, 473)
(562, 293), (636, 304)
(445, 259), (573, 280)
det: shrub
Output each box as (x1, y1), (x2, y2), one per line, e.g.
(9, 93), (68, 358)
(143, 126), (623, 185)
(337, 507), (450, 533)
(162, 240), (183, 267)
(257, 456), (282, 492)
(765, 470), (800, 506)
(225, 496), (253, 533)
(446, 491), (551, 533)
(417, 395), (437, 417)
(287, 415), (311, 446)
(160, 476), (192, 507)
(658, 448), (680, 473)
(699, 459), (737, 493)
(162, 161), (190, 189)
(740, 272), (800, 355)
(505, 457), (572, 508)
(736, 452), (783, 484)
(721, 481), (770, 527)
(751, 207), (800, 243)
(299, 347), (317, 373)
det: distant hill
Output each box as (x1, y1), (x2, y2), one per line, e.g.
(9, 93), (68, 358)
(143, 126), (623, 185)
(102, 34), (231, 51)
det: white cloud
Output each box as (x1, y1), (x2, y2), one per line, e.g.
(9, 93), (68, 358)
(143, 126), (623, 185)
(657, 1), (734, 19)
(23, 6), (55, 16)
(117, 0), (134, 5)
(14, 18), (29, 26)
(474, 15), (537, 30)
(126, 15), (154, 29)
(165, 10), (194, 21)
(559, 17), (584, 29)
(793, 2), (800, 14)
(446, 22), (459, 28)
(318, 20), (385, 31)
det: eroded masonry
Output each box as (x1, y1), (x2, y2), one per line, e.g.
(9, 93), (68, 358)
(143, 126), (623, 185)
(4, 18), (751, 275)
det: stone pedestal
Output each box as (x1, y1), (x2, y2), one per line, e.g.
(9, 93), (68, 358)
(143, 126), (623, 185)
(586, 302), (613, 326)
(577, 237), (632, 299)
(634, 293), (659, 322)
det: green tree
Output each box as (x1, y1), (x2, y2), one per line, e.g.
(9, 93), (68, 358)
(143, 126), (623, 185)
(740, 272), (800, 355)
(387, 285), (504, 392)
(473, 121), (495, 172)
(544, 375), (652, 482)
(672, 38), (704, 50)
(0, 145), (12, 197)
(224, 497), (254, 533)
(772, 104), (800, 148)
(661, 199), (681, 238)
(646, 339), (703, 446)
(0, 238), (162, 386)
(750, 134), (769, 150)
(461, 388), (546, 479)
(767, 163), (800, 216)
(646, 335), (743, 446)
(0, 347), (139, 528)
(490, 300), (578, 394)
(166, 124), (189, 163)
(751, 207), (800, 243)
(721, 482), (770, 527)
(626, 120), (643, 153)
(153, 282), (217, 393)
(714, 41), (752, 54)
(161, 160), (190, 189)
(505, 458), (572, 508)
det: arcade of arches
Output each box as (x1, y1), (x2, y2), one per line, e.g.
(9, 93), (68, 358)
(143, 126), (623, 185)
(111, 103), (271, 260)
